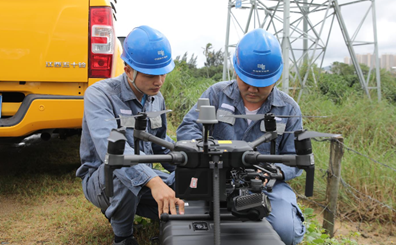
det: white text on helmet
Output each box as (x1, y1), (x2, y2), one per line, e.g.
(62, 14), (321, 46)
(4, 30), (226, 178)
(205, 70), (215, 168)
(155, 55), (168, 61)
(253, 64), (269, 73)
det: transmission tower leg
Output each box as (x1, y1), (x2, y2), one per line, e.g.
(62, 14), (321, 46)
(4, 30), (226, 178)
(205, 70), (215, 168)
(281, 0), (290, 93)
(332, 0), (371, 99)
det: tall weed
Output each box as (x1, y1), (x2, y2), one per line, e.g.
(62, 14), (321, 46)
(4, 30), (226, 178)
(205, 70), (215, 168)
(162, 64), (216, 126)
(295, 92), (396, 222)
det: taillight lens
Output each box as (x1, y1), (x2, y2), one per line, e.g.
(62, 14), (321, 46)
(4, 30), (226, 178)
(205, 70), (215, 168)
(89, 7), (115, 78)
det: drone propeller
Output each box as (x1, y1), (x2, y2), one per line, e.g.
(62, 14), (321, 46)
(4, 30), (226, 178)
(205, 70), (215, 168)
(220, 114), (338, 140)
(294, 130), (341, 141)
(220, 114), (327, 121)
(105, 110), (172, 127)
(133, 109), (172, 119)
(106, 109), (172, 121)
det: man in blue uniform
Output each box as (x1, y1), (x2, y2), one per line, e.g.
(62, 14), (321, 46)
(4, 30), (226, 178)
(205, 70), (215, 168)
(76, 25), (184, 245)
(177, 29), (306, 245)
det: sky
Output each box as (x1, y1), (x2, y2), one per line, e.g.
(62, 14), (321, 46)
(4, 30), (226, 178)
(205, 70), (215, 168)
(113, 0), (396, 69)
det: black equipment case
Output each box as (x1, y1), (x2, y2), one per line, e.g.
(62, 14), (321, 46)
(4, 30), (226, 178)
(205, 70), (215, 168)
(159, 200), (284, 245)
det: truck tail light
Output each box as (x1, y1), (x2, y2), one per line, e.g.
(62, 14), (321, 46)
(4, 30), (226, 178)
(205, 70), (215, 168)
(89, 7), (115, 78)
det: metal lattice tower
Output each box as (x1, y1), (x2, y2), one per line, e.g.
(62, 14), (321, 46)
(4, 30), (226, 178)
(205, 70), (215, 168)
(223, 0), (381, 102)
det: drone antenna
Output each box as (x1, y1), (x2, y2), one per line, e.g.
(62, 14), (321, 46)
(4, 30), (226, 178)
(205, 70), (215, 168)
(195, 98), (210, 112)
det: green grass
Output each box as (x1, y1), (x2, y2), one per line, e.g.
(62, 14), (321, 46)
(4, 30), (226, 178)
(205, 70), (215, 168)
(0, 135), (161, 245)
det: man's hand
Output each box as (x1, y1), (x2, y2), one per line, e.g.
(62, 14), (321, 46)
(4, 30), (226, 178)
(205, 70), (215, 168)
(257, 169), (269, 186)
(146, 176), (185, 218)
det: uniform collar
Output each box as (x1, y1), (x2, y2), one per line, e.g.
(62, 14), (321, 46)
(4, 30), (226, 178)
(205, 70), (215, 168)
(268, 87), (286, 108)
(120, 73), (154, 103)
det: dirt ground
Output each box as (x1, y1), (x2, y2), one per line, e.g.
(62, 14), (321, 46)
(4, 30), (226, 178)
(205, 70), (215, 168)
(313, 209), (396, 245)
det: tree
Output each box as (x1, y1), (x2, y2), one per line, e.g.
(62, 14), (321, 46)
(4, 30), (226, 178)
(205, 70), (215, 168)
(331, 62), (355, 76)
(175, 52), (197, 69)
(201, 43), (225, 79)
(202, 43), (224, 67)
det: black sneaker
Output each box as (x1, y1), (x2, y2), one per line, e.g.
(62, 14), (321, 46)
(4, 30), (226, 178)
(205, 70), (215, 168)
(112, 237), (139, 245)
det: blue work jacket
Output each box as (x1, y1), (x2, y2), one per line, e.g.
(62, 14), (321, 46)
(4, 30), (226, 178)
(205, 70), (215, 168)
(176, 80), (303, 181)
(76, 73), (174, 196)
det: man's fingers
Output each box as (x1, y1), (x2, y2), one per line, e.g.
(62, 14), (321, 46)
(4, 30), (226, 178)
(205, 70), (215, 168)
(176, 198), (185, 215)
(169, 200), (177, 215)
(162, 199), (169, 215)
(149, 181), (184, 217)
(263, 173), (269, 186)
(157, 200), (163, 218)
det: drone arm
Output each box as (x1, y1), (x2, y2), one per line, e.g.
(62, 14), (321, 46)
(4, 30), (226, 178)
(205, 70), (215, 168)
(243, 152), (314, 169)
(248, 132), (277, 149)
(134, 130), (175, 151)
(154, 135), (177, 173)
(122, 152), (187, 166)
(243, 152), (297, 166)
(105, 151), (188, 197)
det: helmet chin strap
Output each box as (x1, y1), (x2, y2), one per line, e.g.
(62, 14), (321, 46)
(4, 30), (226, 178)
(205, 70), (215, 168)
(128, 70), (145, 96)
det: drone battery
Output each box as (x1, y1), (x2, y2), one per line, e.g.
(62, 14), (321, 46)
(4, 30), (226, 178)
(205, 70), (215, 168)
(175, 168), (226, 201)
(159, 200), (284, 245)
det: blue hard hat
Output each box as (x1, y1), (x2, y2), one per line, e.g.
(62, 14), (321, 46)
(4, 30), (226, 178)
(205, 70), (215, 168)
(233, 29), (283, 87)
(121, 25), (175, 75)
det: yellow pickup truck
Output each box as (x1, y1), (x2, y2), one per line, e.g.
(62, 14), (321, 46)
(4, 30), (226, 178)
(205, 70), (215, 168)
(0, 0), (124, 141)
